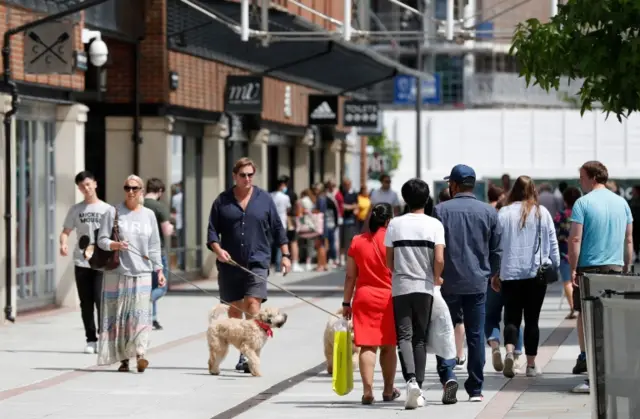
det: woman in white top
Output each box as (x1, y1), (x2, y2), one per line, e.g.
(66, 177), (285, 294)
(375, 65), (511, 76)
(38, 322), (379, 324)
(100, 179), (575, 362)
(493, 175), (560, 379)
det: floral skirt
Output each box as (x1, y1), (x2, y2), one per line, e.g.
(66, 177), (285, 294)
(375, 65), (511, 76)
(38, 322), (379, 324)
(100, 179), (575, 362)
(97, 273), (152, 365)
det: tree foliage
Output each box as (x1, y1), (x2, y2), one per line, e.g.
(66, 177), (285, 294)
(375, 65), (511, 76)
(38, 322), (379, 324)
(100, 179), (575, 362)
(510, 0), (640, 121)
(368, 130), (402, 173)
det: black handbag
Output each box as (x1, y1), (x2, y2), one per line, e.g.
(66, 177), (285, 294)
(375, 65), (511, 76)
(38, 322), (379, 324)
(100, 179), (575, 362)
(535, 206), (558, 284)
(86, 207), (121, 271)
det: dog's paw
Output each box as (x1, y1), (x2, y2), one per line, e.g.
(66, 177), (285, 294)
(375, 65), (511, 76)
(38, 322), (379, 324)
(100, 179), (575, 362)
(209, 370), (220, 375)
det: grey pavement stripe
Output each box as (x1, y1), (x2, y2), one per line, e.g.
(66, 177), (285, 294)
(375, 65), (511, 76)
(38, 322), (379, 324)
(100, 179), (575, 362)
(210, 362), (327, 419)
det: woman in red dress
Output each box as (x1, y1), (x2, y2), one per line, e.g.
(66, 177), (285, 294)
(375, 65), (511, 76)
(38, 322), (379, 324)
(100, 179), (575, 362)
(343, 203), (399, 404)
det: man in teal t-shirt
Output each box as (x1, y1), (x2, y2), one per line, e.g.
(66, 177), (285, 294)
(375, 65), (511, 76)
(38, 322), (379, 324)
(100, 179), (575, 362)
(568, 161), (633, 394)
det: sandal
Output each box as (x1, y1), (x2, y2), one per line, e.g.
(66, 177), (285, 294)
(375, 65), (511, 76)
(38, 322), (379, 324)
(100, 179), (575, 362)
(136, 355), (149, 373)
(118, 360), (130, 372)
(382, 388), (401, 402)
(361, 395), (375, 405)
(566, 311), (577, 320)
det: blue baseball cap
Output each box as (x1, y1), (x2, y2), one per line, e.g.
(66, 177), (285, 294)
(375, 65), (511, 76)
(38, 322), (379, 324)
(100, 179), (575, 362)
(444, 164), (476, 186)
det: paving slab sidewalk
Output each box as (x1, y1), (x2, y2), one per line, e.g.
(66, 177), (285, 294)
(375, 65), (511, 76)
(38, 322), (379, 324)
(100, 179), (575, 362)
(0, 283), (590, 419)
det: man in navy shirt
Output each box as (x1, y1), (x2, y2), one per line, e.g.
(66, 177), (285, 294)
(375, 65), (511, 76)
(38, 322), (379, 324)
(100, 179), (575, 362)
(207, 157), (290, 372)
(434, 164), (502, 404)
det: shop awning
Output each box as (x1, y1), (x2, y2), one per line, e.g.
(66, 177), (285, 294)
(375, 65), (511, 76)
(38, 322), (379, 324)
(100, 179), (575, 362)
(168, 0), (430, 95)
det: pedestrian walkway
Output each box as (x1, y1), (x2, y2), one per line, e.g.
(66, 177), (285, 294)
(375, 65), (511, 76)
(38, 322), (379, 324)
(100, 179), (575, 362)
(0, 276), (590, 419)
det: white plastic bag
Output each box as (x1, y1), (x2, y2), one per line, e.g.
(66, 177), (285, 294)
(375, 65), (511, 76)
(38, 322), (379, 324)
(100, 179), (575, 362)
(426, 286), (457, 360)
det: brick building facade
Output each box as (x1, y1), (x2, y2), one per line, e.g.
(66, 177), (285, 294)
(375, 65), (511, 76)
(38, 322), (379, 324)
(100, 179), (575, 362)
(1, 0), (408, 318)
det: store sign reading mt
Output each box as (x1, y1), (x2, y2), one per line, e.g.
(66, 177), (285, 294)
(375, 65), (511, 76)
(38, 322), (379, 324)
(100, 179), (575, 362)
(24, 21), (75, 75)
(224, 75), (264, 114)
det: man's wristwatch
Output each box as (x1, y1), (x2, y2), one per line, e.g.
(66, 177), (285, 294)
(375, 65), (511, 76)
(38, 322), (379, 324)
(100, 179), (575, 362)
(282, 253), (291, 260)
(342, 302), (351, 307)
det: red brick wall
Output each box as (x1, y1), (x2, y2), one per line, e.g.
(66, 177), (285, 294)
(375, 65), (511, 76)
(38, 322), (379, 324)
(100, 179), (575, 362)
(0, 3), (85, 90)
(271, 0), (346, 30)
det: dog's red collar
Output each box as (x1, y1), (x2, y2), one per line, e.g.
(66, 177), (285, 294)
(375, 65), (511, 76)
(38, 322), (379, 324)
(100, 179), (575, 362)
(255, 320), (273, 337)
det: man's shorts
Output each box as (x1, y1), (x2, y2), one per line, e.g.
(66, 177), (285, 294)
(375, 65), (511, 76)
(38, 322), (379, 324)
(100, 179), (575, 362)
(286, 229), (297, 242)
(217, 262), (269, 304)
(573, 265), (623, 312)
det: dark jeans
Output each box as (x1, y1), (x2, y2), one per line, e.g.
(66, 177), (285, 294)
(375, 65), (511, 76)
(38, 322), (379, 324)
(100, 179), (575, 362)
(436, 292), (486, 397)
(325, 227), (337, 260)
(485, 281), (524, 355)
(501, 278), (547, 356)
(75, 266), (103, 343)
(393, 292), (434, 388)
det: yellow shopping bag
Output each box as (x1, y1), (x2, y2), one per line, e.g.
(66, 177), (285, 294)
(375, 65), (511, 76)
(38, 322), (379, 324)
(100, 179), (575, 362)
(332, 319), (354, 396)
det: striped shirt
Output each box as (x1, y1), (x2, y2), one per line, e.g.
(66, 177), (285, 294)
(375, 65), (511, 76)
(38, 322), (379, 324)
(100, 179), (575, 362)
(383, 213), (445, 297)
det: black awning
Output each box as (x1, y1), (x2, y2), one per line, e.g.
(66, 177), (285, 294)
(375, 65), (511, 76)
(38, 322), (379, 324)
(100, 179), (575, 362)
(167, 0), (428, 95)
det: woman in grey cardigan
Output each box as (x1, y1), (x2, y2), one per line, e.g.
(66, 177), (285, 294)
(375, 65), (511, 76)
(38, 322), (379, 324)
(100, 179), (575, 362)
(97, 174), (165, 372)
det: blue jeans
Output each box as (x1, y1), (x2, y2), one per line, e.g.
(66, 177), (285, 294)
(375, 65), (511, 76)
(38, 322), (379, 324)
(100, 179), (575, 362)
(151, 254), (169, 321)
(436, 292), (486, 397)
(485, 282), (523, 355)
(274, 247), (282, 273)
(325, 227), (336, 260)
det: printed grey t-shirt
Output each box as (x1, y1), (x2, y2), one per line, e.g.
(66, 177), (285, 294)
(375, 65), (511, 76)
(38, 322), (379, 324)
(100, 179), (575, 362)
(270, 190), (291, 229)
(97, 203), (163, 277)
(63, 200), (112, 268)
(383, 213), (446, 297)
(370, 188), (401, 207)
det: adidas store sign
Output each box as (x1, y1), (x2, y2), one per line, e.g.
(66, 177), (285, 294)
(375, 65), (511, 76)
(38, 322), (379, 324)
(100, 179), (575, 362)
(308, 94), (338, 125)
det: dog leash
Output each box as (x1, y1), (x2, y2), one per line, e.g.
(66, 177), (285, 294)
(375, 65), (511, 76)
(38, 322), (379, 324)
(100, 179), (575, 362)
(226, 258), (341, 319)
(125, 243), (341, 320)
(121, 244), (255, 319)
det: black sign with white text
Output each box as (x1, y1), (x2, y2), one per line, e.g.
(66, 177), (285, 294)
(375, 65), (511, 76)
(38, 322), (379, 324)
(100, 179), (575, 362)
(308, 95), (339, 125)
(343, 100), (379, 127)
(224, 75), (263, 114)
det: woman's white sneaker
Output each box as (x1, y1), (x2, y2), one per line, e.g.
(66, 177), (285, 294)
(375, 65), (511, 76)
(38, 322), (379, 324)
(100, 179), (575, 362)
(84, 342), (97, 354)
(526, 365), (537, 377)
(405, 378), (422, 410)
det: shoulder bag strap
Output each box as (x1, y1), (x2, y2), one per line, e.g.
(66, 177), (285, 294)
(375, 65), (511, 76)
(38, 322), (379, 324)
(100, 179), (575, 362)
(113, 206), (120, 241)
(534, 205), (542, 267)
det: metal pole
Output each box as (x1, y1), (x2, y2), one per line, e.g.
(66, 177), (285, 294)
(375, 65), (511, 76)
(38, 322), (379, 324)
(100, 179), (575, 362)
(2, 0), (113, 323)
(343, 0), (352, 41)
(446, 0), (455, 41)
(240, 0), (250, 41)
(415, 1), (423, 179)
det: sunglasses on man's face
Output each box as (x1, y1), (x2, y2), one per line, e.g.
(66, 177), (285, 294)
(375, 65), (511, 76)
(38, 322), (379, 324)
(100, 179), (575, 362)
(238, 172), (255, 179)
(124, 185), (141, 192)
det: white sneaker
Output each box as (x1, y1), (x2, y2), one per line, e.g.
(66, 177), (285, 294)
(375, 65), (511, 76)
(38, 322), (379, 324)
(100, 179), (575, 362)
(571, 381), (590, 394)
(469, 395), (484, 402)
(292, 263), (304, 273)
(405, 378), (422, 410)
(84, 342), (97, 354)
(526, 365), (537, 377)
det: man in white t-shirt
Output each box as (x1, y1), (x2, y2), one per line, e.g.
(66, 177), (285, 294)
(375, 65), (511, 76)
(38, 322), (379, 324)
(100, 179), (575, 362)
(384, 178), (446, 410)
(370, 174), (402, 215)
(271, 176), (292, 273)
(171, 183), (183, 269)
(60, 171), (112, 355)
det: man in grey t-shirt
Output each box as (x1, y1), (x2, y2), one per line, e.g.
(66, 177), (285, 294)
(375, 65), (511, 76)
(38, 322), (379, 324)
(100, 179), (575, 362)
(60, 171), (111, 355)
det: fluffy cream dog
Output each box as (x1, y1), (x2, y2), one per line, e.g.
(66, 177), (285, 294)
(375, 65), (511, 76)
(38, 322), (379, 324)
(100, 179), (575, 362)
(323, 307), (360, 374)
(207, 304), (288, 377)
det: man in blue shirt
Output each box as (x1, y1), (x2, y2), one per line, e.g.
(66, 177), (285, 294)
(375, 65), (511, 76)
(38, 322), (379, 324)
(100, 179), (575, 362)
(207, 157), (290, 372)
(569, 160), (633, 394)
(434, 164), (502, 404)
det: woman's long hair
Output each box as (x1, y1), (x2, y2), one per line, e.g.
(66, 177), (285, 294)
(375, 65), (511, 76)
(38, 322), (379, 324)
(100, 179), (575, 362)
(505, 175), (539, 229)
(369, 203), (393, 234)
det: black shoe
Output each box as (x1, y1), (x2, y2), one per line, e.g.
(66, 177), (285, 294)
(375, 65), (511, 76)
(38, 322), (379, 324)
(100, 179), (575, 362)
(152, 320), (163, 330)
(442, 379), (458, 405)
(573, 357), (587, 374)
(456, 355), (466, 366)
(235, 355), (248, 371)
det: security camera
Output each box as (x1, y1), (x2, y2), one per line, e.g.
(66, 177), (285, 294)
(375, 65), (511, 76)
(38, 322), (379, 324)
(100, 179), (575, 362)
(82, 29), (108, 67)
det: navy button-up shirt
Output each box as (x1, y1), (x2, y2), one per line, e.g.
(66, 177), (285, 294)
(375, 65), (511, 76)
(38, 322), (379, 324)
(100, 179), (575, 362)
(434, 192), (502, 295)
(207, 186), (288, 269)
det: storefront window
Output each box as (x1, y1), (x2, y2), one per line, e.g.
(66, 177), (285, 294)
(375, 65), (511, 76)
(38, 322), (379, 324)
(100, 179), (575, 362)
(15, 116), (56, 311)
(169, 135), (203, 273)
(225, 141), (249, 189)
